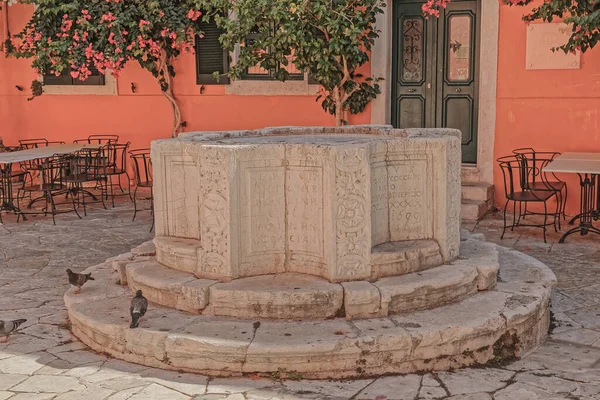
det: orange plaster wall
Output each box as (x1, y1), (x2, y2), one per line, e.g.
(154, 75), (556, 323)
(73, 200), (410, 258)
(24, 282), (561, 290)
(494, 4), (600, 215)
(0, 5), (369, 155)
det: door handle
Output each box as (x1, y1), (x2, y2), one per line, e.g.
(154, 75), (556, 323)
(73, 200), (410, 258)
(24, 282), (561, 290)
(455, 88), (462, 93)
(407, 89), (416, 92)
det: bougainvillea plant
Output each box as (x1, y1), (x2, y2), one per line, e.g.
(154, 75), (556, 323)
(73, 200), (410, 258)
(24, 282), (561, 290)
(3, 0), (206, 137)
(423, 0), (600, 54)
(201, 0), (385, 126)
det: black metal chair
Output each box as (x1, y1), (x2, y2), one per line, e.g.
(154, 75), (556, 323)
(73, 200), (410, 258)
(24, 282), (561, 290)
(498, 155), (560, 243)
(129, 149), (153, 231)
(17, 156), (80, 224)
(18, 139), (65, 191)
(64, 147), (108, 216)
(99, 142), (132, 207)
(512, 148), (567, 224)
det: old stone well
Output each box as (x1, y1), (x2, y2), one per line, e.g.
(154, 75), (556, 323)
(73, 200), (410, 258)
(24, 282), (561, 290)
(65, 125), (556, 379)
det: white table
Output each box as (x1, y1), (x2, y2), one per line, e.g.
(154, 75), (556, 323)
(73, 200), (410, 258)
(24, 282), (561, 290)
(545, 155), (600, 242)
(0, 144), (100, 165)
(555, 152), (600, 161)
(0, 144), (101, 219)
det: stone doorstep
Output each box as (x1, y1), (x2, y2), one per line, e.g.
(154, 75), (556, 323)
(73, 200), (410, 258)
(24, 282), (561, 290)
(123, 239), (500, 320)
(461, 199), (492, 221)
(461, 182), (494, 203)
(66, 278), (553, 379)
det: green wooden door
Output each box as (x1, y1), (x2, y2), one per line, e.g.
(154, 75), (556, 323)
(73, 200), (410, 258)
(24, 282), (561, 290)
(392, 0), (480, 163)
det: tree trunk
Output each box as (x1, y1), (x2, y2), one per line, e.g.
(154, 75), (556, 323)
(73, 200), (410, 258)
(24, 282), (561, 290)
(333, 86), (344, 126)
(159, 53), (182, 138)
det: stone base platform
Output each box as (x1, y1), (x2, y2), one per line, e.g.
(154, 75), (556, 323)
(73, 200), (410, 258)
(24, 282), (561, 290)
(65, 237), (556, 379)
(120, 240), (499, 320)
(154, 237), (445, 282)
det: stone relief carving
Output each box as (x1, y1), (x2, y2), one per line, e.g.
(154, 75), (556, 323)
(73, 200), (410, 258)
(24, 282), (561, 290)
(445, 139), (462, 260)
(335, 146), (371, 280)
(199, 148), (231, 277)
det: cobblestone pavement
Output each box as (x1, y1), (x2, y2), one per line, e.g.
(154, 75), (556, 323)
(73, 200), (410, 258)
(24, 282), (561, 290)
(0, 204), (599, 400)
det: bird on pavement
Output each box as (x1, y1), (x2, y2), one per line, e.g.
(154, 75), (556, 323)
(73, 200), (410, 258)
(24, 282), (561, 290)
(0, 319), (27, 343)
(130, 290), (148, 329)
(66, 269), (95, 294)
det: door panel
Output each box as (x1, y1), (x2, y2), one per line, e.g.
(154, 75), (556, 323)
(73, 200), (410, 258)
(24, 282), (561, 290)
(392, 2), (436, 129)
(438, 1), (479, 163)
(392, 0), (480, 163)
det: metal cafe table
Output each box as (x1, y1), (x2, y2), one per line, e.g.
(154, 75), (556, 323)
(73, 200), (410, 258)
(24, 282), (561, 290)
(544, 152), (600, 243)
(0, 143), (100, 220)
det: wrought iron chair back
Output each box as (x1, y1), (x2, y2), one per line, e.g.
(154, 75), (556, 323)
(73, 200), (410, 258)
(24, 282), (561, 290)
(19, 138), (49, 149)
(88, 135), (119, 145)
(129, 149), (152, 187)
(129, 149), (153, 231)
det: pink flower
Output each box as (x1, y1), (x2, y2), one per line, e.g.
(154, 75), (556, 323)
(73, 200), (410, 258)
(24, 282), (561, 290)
(187, 10), (202, 21)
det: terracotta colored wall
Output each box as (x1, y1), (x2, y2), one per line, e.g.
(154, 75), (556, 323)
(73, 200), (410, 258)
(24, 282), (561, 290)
(0, 5), (369, 155)
(494, 5), (600, 215)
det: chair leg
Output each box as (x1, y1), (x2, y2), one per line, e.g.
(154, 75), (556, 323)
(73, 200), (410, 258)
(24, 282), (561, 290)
(126, 173), (133, 202)
(501, 199), (510, 240)
(511, 201), (517, 231)
(542, 201), (548, 243)
(516, 201), (523, 227)
(70, 191), (82, 220)
(47, 192), (57, 225)
(562, 185), (568, 220)
(556, 191), (562, 231)
(132, 186), (139, 222)
(150, 187), (154, 232)
(555, 193), (561, 232)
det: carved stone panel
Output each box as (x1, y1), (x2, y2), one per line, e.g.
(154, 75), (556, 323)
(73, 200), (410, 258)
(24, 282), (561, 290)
(370, 141), (390, 247)
(287, 167), (324, 257)
(387, 159), (429, 241)
(165, 157), (201, 239)
(239, 148), (286, 276)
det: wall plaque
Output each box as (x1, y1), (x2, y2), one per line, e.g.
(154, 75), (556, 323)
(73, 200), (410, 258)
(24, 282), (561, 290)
(526, 23), (580, 70)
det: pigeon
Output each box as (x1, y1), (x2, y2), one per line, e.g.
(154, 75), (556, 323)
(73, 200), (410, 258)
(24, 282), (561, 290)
(0, 319), (27, 343)
(130, 290), (148, 329)
(66, 269), (95, 294)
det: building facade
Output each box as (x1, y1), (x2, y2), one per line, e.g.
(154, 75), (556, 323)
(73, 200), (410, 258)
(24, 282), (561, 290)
(1, 1), (599, 215)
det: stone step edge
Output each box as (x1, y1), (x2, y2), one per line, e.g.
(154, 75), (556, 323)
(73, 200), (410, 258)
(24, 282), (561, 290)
(153, 237), (445, 282)
(121, 239), (500, 320)
(65, 254), (553, 379)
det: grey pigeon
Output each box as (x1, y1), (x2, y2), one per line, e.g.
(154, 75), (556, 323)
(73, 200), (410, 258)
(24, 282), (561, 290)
(66, 269), (95, 294)
(0, 319), (26, 342)
(130, 290), (148, 329)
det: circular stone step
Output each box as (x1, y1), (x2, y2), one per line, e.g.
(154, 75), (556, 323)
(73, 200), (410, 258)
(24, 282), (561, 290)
(64, 243), (555, 379)
(209, 273), (344, 319)
(124, 239), (500, 319)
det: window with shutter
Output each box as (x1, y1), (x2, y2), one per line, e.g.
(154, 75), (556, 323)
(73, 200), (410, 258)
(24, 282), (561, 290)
(195, 19), (230, 84)
(241, 27), (303, 81)
(43, 67), (105, 86)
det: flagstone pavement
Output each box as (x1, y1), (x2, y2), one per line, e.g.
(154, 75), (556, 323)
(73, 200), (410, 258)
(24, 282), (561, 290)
(0, 204), (599, 400)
